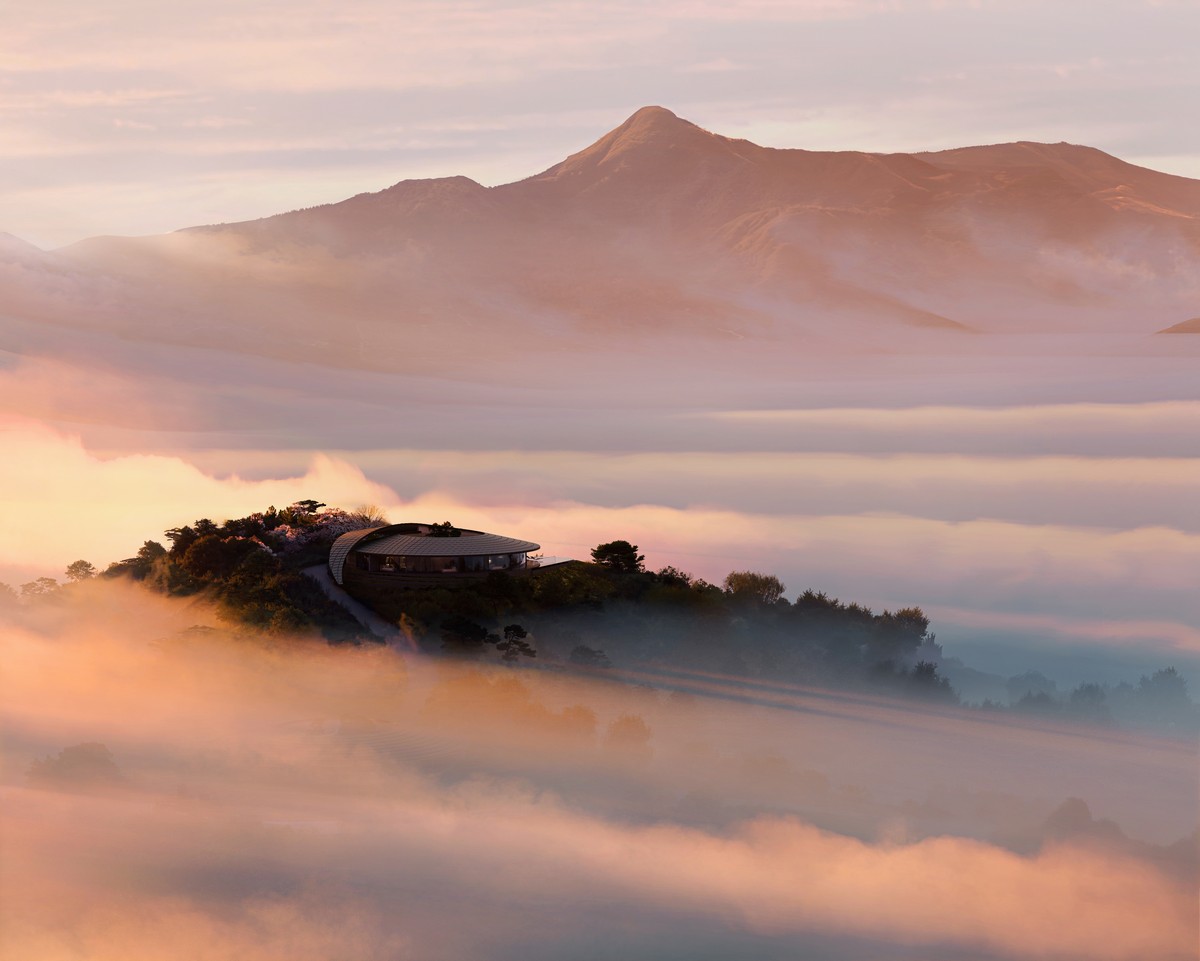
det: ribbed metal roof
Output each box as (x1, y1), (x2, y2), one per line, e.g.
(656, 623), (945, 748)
(328, 524), (541, 585)
(328, 526), (383, 585)
(358, 531), (540, 557)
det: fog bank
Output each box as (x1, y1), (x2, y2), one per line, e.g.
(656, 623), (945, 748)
(2, 582), (1195, 959)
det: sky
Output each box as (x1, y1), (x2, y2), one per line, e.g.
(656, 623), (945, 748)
(3, 0), (1200, 248)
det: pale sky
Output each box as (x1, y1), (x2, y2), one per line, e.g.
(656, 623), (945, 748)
(3, 0), (1199, 248)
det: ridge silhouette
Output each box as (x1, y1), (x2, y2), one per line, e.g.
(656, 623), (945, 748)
(3, 106), (1196, 370)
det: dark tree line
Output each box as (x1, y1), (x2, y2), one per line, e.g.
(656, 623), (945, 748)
(367, 539), (956, 699)
(49, 514), (1196, 729)
(101, 501), (381, 642)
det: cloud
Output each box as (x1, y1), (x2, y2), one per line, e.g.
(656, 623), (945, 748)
(1, 590), (1195, 959)
(0, 417), (392, 581)
(2, 415), (1196, 675)
(929, 605), (1200, 653)
(343, 444), (1200, 531)
(705, 400), (1200, 448)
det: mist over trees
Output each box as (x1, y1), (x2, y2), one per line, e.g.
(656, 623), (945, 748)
(350, 539), (959, 701)
(12, 502), (1195, 732)
(27, 742), (124, 788)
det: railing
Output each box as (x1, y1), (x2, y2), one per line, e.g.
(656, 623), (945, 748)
(528, 556), (575, 569)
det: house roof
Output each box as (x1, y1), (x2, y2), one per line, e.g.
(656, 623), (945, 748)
(358, 530), (540, 557)
(328, 527), (380, 585)
(327, 524), (540, 585)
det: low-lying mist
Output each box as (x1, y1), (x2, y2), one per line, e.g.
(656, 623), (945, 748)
(4, 411), (1198, 691)
(3, 581), (1195, 960)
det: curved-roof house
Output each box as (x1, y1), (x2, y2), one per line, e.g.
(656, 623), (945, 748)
(328, 522), (541, 590)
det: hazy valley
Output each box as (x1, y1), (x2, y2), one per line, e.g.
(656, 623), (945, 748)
(2, 103), (1198, 960)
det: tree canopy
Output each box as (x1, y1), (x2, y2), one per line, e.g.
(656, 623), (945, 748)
(590, 540), (645, 574)
(86, 504), (1196, 732)
(65, 560), (97, 582)
(723, 570), (786, 605)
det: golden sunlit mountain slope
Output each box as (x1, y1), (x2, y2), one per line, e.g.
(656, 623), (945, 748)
(2, 107), (1197, 374)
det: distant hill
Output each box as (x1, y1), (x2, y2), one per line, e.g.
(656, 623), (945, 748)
(1159, 317), (1200, 333)
(2, 106), (1198, 372)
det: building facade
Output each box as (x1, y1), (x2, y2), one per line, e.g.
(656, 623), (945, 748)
(329, 522), (541, 593)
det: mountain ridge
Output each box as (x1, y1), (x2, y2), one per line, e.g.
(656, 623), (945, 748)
(4, 106), (1197, 373)
(174, 105), (1199, 240)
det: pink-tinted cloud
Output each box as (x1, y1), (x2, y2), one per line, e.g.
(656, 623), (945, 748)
(2, 594), (1195, 959)
(2, 417), (1195, 665)
(0, 417), (391, 581)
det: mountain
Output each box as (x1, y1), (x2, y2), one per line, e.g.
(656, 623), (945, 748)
(4, 106), (1198, 374)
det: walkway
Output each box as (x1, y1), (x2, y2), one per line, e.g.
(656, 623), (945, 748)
(301, 564), (416, 651)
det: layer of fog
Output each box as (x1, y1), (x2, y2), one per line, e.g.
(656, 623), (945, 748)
(5, 301), (1200, 442)
(2, 581), (1195, 960)
(4, 381), (1197, 691)
(3, 221), (1197, 699)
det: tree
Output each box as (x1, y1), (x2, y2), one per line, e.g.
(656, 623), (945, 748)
(590, 540), (645, 574)
(65, 559), (97, 582)
(866, 606), (930, 664)
(139, 540), (166, 560)
(20, 577), (59, 599)
(1015, 690), (1061, 716)
(569, 645), (612, 668)
(603, 714), (652, 758)
(350, 504), (389, 526)
(723, 570), (786, 605)
(28, 742), (123, 787)
(164, 521), (213, 557)
(1006, 670), (1057, 705)
(109, 540), (168, 581)
(180, 535), (257, 581)
(1137, 666), (1188, 702)
(428, 521), (461, 538)
(656, 566), (693, 587)
(495, 624), (536, 662)
(1131, 667), (1194, 728)
(1067, 683), (1112, 725)
(439, 614), (489, 656)
(908, 661), (959, 703)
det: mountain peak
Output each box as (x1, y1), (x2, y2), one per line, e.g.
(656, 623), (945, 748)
(624, 105), (683, 125)
(527, 105), (746, 187)
(610, 105), (704, 144)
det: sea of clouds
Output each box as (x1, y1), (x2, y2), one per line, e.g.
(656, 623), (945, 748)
(2, 581), (1195, 960)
